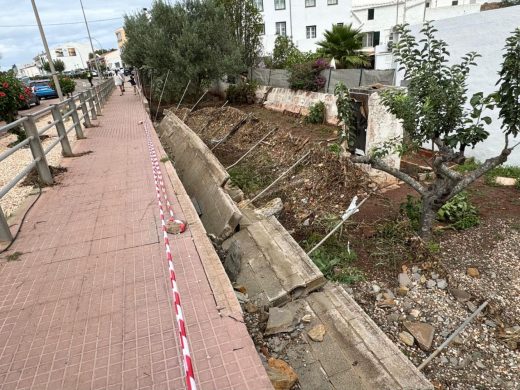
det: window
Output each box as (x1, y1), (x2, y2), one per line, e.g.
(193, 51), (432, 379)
(452, 0), (458, 4)
(275, 0), (285, 10)
(275, 22), (287, 36)
(305, 0), (316, 6)
(425, 2), (430, 6)
(306, 25), (317, 39)
(256, 0), (264, 11)
(115, 62), (121, 68)
(258, 23), (265, 35)
(327, 0), (338, 4)
(337, 22), (344, 27)
(55, 49), (64, 57)
(67, 48), (76, 57)
(362, 31), (380, 47)
(116, 32), (122, 41)
(368, 8), (374, 20)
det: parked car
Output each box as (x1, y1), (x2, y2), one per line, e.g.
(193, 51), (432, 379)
(18, 77), (40, 109)
(29, 80), (59, 99)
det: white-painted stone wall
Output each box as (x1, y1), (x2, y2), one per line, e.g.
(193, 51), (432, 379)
(396, 6), (520, 165)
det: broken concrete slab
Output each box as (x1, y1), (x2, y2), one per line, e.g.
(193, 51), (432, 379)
(404, 321), (435, 351)
(265, 307), (297, 335)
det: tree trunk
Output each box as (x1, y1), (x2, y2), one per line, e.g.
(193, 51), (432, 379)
(419, 197), (437, 240)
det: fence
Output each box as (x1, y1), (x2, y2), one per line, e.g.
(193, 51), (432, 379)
(0, 78), (115, 242)
(250, 68), (396, 93)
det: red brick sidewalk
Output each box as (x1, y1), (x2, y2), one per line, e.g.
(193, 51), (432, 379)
(0, 92), (272, 389)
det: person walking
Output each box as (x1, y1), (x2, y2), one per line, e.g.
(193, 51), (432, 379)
(129, 73), (137, 95)
(114, 70), (125, 96)
(86, 70), (93, 87)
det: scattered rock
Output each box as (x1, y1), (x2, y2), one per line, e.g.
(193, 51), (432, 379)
(475, 361), (486, 369)
(383, 291), (395, 300)
(451, 335), (463, 345)
(307, 324), (326, 342)
(404, 321), (435, 351)
(426, 279), (437, 289)
(397, 286), (409, 297)
(266, 358), (298, 390)
(436, 279), (448, 290)
(485, 320), (497, 328)
(450, 288), (472, 302)
(410, 309), (421, 318)
(256, 198), (283, 218)
(431, 272), (439, 280)
(387, 313), (399, 323)
(224, 242), (242, 282)
(235, 291), (248, 303)
(301, 314), (312, 323)
(372, 284), (381, 293)
(420, 275), (427, 284)
(398, 272), (411, 287)
(265, 308), (296, 335)
(466, 301), (477, 312)
(467, 267), (480, 278)
(399, 331), (415, 346)
(440, 356), (449, 364)
(302, 218), (310, 226)
(412, 273), (421, 281)
(450, 357), (458, 366)
(244, 302), (258, 314)
(377, 298), (396, 308)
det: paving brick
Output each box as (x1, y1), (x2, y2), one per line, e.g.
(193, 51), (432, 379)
(0, 92), (271, 390)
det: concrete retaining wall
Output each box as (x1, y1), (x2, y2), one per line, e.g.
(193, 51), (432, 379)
(157, 111), (242, 239)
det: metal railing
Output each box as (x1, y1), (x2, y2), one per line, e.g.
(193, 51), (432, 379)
(0, 78), (115, 242)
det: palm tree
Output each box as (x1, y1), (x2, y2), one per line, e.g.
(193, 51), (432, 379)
(317, 24), (369, 68)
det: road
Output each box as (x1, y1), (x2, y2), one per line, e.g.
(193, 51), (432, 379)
(0, 78), (104, 131)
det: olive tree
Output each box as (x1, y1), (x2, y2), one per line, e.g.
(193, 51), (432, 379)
(353, 23), (520, 239)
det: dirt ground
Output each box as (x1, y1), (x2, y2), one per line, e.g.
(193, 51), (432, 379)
(174, 102), (520, 389)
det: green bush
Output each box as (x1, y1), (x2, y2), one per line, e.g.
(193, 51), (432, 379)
(226, 81), (258, 104)
(400, 195), (422, 231)
(305, 101), (325, 124)
(288, 59), (328, 92)
(50, 76), (76, 96)
(437, 192), (479, 230)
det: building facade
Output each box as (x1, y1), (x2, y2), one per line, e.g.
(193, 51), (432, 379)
(34, 42), (91, 72)
(115, 28), (127, 50)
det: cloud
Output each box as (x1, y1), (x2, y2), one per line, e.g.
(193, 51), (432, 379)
(0, 0), (152, 70)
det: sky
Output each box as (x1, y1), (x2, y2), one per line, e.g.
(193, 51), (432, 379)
(0, 0), (152, 70)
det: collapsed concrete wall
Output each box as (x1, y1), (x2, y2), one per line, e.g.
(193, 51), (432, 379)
(157, 111), (242, 239)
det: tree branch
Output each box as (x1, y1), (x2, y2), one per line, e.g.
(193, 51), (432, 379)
(352, 155), (428, 195)
(438, 163), (462, 181)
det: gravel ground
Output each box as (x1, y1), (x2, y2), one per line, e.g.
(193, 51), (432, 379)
(352, 219), (520, 389)
(0, 113), (78, 218)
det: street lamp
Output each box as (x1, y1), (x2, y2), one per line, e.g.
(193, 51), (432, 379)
(79, 0), (102, 81)
(30, 0), (64, 100)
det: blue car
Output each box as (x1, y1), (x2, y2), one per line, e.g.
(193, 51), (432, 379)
(29, 80), (59, 99)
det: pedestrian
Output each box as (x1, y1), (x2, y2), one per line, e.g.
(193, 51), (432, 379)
(86, 70), (93, 87)
(129, 73), (137, 95)
(114, 70), (125, 96)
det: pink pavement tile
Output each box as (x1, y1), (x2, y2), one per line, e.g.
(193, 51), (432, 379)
(0, 92), (271, 390)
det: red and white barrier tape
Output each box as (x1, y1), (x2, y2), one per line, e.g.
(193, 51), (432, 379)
(142, 121), (196, 390)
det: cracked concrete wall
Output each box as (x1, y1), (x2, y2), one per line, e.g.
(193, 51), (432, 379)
(157, 111), (242, 239)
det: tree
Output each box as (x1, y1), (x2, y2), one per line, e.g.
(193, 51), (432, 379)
(42, 59), (65, 73)
(0, 70), (32, 142)
(266, 36), (299, 69)
(317, 24), (369, 68)
(50, 76), (75, 96)
(218, 0), (263, 68)
(352, 23), (520, 239)
(122, 0), (243, 102)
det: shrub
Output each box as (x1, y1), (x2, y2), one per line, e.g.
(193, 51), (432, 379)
(288, 58), (328, 92)
(400, 195), (422, 231)
(437, 192), (479, 230)
(0, 71), (32, 143)
(226, 81), (258, 104)
(305, 101), (325, 124)
(50, 76), (76, 96)
(484, 164), (520, 188)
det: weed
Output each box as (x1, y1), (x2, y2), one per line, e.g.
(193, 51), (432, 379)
(427, 241), (441, 253)
(160, 156), (170, 163)
(454, 157), (481, 173)
(305, 101), (325, 124)
(328, 143), (341, 155)
(303, 233), (363, 285)
(484, 164), (520, 188)
(6, 252), (23, 262)
(400, 195), (421, 231)
(437, 192), (479, 230)
(511, 223), (520, 231)
(229, 163), (273, 195)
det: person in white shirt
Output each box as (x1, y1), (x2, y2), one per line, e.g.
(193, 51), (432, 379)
(114, 70), (125, 96)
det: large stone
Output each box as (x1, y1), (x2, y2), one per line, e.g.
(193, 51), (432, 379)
(404, 322), (435, 351)
(450, 288), (472, 302)
(265, 307), (297, 335)
(495, 176), (517, 186)
(223, 240), (241, 282)
(399, 331), (415, 346)
(307, 324), (326, 342)
(266, 358), (298, 390)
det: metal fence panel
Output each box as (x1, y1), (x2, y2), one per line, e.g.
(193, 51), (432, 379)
(360, 69), (395, 86)
(325, 69), (363, 92)
(269, 69), (291, 88)
(252, 68), (270, 85)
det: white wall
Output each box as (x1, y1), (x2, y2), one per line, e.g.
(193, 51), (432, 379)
(18, 64), (41, 78)
(103, 49), (123, 70)
(260, 0), (352, 54)
(396, 6), (520, 165)
(48, 42), (91, 71)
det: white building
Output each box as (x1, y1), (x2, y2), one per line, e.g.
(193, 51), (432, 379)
(258, 0), (500, 60)
(17, 63), (42, 78)
(397, 5), (520, 165)
(102, 49), (123, 70)
(34, 42), (91, 72)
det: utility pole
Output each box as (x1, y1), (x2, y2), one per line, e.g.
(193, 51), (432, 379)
(79, 0), (103, 81)
(30, 0), (64, 101)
